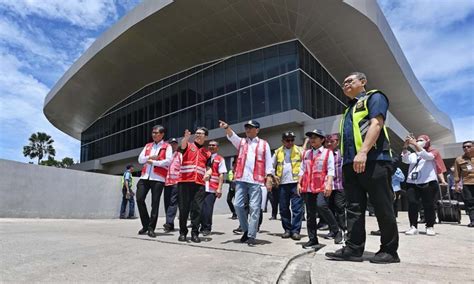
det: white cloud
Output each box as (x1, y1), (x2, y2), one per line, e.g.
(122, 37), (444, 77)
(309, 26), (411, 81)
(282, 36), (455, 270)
(0, 0), (118, 30)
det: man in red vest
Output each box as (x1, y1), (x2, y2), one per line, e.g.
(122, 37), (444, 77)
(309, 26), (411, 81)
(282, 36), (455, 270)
(200, 140), (227, 236)
(163, 138), (181, 233)
(178, 127), (212, 243)
(219, 119), (273, 246)
(137, 125), (172, 238)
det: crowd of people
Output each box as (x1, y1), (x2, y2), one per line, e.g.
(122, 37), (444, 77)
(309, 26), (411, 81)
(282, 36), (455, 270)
(119, 71), (473, 264)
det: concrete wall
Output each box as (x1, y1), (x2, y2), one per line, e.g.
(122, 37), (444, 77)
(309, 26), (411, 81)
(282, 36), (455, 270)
(0, 159), (233, 219)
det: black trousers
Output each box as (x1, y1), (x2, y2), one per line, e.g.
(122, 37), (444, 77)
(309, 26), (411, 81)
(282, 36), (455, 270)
(164, 184), (178, 227)
(201, 192), (217, 231)
(329, 190), (347, 231)
(178, 182), (205, 236)
(407, 181), (438, 228)
(343, 161), (399, 256)
(462, 184), (474, 223)
(270, 186), (280, 218)
(227, 182), (236, 215)
(136, 179), (164, 231)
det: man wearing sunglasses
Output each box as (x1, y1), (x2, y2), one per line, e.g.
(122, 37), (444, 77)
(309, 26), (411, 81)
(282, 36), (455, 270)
(454, 140), (474, 227)
(272, 131), (304, 241)
(219, 119), (273, 246)
(137, 125), (173, 238)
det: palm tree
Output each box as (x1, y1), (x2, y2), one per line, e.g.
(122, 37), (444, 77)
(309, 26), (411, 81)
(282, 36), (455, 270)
(23, 132), (56, 164)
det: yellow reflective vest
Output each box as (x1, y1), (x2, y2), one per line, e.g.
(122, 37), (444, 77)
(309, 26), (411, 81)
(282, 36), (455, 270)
(274, 145), (302, 181)
(339, 89), (391, 156)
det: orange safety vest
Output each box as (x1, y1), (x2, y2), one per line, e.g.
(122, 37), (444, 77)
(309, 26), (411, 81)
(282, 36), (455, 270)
(179, 142), (211, 185)
(300, 148), (331, 194)
(140, 142), (169, 179)
(234, 138), (267, 183)
(208, 155), (224, 191)
(165, 151), (182, 186)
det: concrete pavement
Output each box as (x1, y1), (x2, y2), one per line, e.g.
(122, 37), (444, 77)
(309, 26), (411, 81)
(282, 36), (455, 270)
(1, 212), (473, 283)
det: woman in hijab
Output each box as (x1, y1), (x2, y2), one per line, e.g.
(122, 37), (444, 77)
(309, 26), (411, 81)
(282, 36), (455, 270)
(402, 134), (447, 236)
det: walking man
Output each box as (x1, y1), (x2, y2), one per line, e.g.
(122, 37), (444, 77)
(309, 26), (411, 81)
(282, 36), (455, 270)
(219, 120), (273, 246)
(120, 164), (136, 219)
(454, 140), (474, 227)
(325, 72), (399, 263)
(137, 125), (172, 238)
(163, 138), (181, 232)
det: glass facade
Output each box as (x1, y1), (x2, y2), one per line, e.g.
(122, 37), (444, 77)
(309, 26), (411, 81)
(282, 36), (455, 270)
(80, 40), (346, 162)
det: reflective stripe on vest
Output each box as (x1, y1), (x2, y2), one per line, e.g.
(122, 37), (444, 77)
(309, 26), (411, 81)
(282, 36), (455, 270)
(339, 90), (392, 157)
(140, 142), (169, 178)
(165, 151), (182, 186)
(121, 171), (133, 188)
(301, 148), (330, 194)
(275, 145), (302, 181)
(209, 155), (224, 190)
(234, 138), (267, 183)
(179, 142), (211, 185)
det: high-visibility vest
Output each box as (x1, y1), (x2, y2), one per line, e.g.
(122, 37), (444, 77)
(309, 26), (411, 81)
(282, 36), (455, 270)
(165, 151), (182, 186)
(140, 142), (169, 178)
(227, 169), (234, 181)
(121, 171), (133, 189)
(179, 142), (211, 185)
(208, 155), (224, 191)
(234, 138), (267, 183)
(300, 148), (331, 194)
(274, 145), (302, 181)
(339, 89), (392, 157)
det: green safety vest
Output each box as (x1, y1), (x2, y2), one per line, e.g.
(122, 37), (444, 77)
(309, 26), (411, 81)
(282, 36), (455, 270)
(121, 171), (133, 189)
(339, 89), (392, 157)
(227, 169), (234, 181)
(274, 145), (302, 181)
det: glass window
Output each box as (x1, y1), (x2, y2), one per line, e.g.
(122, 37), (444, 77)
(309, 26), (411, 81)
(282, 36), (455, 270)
(250, 49), (264, 84)
(236, 53), (249, 88)
(279, 41), (297, 73)
(217, 97), (226, 123)
(225, 58), (237, 93)
(240, 89), (251, 120)
(264, 45), (279, 79)
(203, 68), (214, 101)
(179, 80), (187, 109)
(289, 72), (300, 110)
(280, 76), (289, 111)
(214, 63), (225, 98)
(267, 78), (281, 114)
(251, 83), (266, 117)
(187, 76), (197, 106)
(202, 101), (215, 129)
(170, 84), (179, 112)
(226, 91), (238, 123)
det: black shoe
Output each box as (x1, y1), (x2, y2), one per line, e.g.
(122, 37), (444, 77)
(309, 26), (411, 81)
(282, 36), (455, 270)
(233, 227), (243, 234)
(147, 230), (157, 238)
(240, 231), (249, 243)
(231, 214), (238, 220)
(370, 230), (381, 236)
(269, 216), (277, 220)
(127, 216), (138, 219)
(178, 234), (187, 242)
(369, 252), (400, 264)
(202, 230), (211, 236)
(119, 216), (126, 219)
(247, 237), (256, 247)
(191, 234), (201, 243)
(324, 231), (336, 239)
(302, 239), (319, 249)
(291, 233), (301, 241)
(325, 247), (363, 262)
(138, 228), (148, 235)
(334, 230), (343, 244)
(468, 223), (474, 228)
(281, 231), (291, 239)
(163, 223), (175, 233)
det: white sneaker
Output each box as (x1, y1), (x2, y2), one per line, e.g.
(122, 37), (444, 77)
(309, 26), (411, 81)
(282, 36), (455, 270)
(405, 226), (419, 235)
(426, 227), (436, 236)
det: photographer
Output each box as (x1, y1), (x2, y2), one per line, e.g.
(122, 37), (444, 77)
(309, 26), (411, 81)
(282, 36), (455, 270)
(402, 134), (447, 236)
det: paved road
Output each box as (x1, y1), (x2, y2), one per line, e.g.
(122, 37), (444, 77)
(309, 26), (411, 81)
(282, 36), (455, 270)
(1, 212), (473, 283)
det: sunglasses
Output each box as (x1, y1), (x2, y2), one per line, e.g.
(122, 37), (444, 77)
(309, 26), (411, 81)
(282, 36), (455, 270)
(284, 139), (295, 142)
(463, 145), (472, 149)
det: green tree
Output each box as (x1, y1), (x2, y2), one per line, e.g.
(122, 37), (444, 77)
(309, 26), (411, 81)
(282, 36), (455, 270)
(23, 132), (56, 164)
(61, 157), (75, 168)
(39, 156), (61, 167)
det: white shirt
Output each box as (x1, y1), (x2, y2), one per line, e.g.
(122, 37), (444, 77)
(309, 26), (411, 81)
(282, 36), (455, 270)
(138, 140), (173, 182)
(227, 131), (273, 185)
(299, 146), (335, 177)
(205, 153), (228, 193)
(402, 150), (437, 184)
(272, 148), (299, 184)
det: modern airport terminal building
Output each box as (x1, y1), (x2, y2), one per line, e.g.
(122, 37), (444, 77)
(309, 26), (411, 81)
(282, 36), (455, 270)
(43, 0), (457, 174)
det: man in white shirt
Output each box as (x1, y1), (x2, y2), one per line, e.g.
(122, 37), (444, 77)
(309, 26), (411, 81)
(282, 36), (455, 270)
(137, 125), (172, 238)
(219, 119), (273, 246)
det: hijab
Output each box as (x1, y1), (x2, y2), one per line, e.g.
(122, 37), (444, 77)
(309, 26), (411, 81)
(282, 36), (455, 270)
(418, 134), (446, 174)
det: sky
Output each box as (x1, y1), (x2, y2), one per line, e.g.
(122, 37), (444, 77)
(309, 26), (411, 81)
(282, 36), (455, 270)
(0, 0), (472, 164)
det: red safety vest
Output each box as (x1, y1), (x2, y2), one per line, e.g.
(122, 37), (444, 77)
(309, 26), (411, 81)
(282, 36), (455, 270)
(140, 142), (169, 179)
(179, 142), (211, 185)
(208, 155), (224, 191)
(300, 148), (331, 194)
(234, 138), (267, 183)
(165, 151), (182, 186)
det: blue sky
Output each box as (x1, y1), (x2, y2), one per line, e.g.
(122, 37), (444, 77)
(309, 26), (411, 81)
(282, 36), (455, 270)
(0, 0), (472, 164)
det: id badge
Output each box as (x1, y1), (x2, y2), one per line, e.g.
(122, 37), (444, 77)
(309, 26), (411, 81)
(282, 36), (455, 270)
(467, 164), (473, 171)
(411, 172), (419, 180)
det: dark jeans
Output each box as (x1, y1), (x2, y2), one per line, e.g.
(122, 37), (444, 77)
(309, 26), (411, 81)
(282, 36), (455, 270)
(136, 179), (164, 231)
(164, 184), (178, 227)
(462, 184), (474, 223)
(302, 192), (340, 241)
(227, 182), (236, 215)
(178, 182), (205, 236)
(201, 192), (217, 232)
(279, 183), (303, 234)
(120, 187), (135, 218)
(343, 161), (399, 256)
(270, 186), (280, 218)
(329, 189), (347, 230)
(407, 181), (438, 228)
(393, 191), (401, 218)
